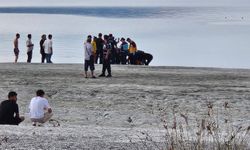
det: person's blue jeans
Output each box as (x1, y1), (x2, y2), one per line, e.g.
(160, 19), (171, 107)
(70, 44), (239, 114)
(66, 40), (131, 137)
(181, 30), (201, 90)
(45, 53), (52, 63)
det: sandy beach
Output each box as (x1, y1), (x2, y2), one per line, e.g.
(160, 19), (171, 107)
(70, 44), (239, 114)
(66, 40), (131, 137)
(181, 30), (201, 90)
(0, 63), (249, 149)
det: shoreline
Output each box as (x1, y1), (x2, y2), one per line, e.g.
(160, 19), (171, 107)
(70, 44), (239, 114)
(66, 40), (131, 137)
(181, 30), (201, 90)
(0, 62), (250, 71)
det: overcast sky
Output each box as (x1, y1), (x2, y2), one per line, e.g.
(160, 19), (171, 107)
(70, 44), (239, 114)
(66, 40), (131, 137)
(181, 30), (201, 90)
(0, 0), (249, 7)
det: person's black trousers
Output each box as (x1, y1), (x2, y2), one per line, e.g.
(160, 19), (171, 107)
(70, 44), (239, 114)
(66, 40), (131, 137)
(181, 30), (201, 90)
(27, 51), (33, 63)
(102, 57), (111, 75)
(99, 50), (103, 64)
(41, 53), (46, 63)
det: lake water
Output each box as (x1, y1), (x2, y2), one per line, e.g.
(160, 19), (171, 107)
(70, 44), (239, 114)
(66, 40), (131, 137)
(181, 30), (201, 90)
(0, 6), (250, 68)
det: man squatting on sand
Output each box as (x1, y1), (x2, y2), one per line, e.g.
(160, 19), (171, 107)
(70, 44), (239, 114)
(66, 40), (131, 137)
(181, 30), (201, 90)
(0, 91), (24, 125)
(29, 90), (53, 126)
(0, 90), (53, 126)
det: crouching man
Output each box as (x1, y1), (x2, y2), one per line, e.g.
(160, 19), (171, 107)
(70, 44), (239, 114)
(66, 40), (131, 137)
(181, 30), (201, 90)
(135, 50), (153, 65)
(29, 89), (53, 126)
(0, 91), (25, 125)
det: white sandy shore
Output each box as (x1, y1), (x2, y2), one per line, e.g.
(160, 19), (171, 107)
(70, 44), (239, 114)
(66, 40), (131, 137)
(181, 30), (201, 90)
(0, 63), (249, 149)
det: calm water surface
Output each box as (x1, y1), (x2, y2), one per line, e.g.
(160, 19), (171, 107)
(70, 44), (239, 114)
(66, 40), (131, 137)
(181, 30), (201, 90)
(0, 6), (250, 68)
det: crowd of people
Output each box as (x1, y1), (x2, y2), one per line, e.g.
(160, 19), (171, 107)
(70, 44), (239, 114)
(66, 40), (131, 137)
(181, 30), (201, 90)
(14, 33), (54, 64)
(0, 33), (154, 126)
(0, 90), (53, 126)
(12, 33), (153, 66)
(83, 33), (153, 78)
(86, 33), (153, 66)
(11, 33), (153, 79)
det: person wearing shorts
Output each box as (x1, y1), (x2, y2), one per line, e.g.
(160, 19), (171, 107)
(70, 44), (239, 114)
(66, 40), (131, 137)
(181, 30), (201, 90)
(13, 33), (20, 63)
(84, 37), (95, 78)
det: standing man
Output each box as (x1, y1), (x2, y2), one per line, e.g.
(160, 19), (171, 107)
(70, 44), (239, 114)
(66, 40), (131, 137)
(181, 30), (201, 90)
(120, 38), (129, 64)
(29, 90), (53, 126)
(91, 36), (97, 63)
(43, 34), (53, 63)
(108, 34), (117, 64)
(95, 33), (104, 64)
(84, 38), (96, 78)
(40, 34), (46, 63)
(99, 35), (112, 77)
(127, 38), (137, 65)
(13, 33), (20, 63)
(26, 34), (34, 63)
(0, 91), (25, 125)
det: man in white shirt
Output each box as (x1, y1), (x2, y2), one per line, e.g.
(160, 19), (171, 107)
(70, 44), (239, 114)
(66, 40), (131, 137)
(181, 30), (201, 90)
(26, 34), (34, 63)
(84, 37), (95, 78)
(29, 89), (53, 126)
(43, 34), (53, 63)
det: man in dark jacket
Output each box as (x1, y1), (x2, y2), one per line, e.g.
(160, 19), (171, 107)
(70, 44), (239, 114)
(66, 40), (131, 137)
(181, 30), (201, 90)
(99, 35), (112, 77)
(136, 50), (153, 65)
(108, 34), (118, 64)
(40, 34), (46, 63)
(95, 33), (104, 64)
(0, 91), (24, 125)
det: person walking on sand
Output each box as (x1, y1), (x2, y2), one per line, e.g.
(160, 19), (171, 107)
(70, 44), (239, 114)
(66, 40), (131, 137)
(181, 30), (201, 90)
(26, 34), (34, 63)
(84, 38), (96, 78)
(99, 35), (112, 77)
(0, 91), (25, 125)
(43, 34), (53, 63)
(29, 90), (53, 126)
(40, 34), (46, 63)
(13, 33), (20, 63)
